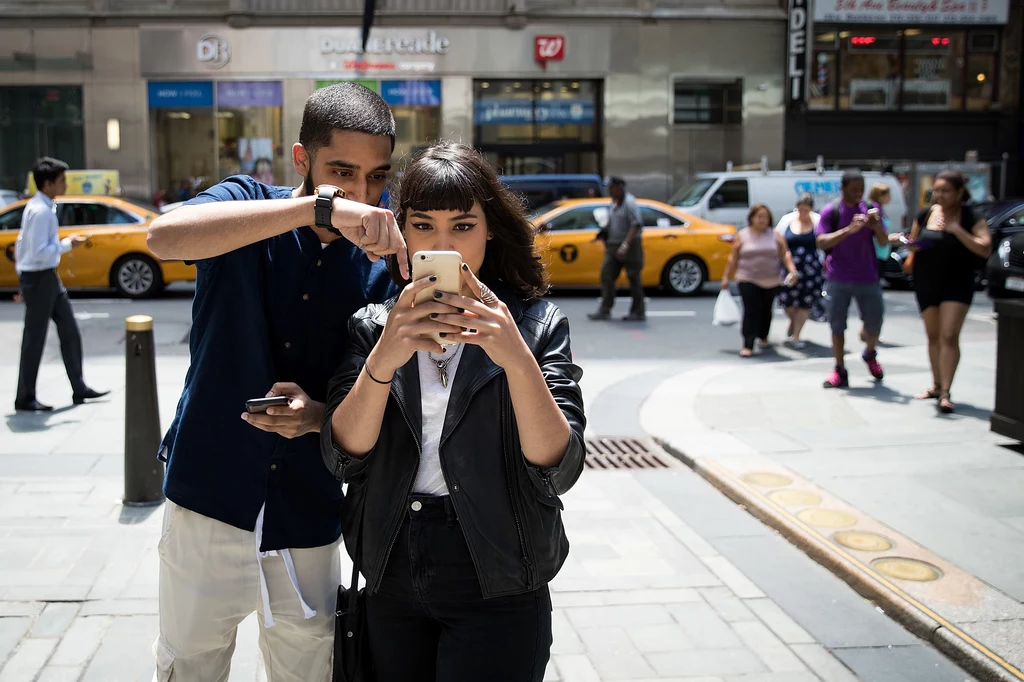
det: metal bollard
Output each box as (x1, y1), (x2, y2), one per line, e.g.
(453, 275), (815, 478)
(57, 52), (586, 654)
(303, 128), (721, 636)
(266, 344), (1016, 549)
(124, 315), (164, 506)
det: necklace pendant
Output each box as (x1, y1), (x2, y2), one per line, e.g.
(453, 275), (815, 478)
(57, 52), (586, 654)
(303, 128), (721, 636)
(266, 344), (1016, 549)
(439, 367), (448, 388)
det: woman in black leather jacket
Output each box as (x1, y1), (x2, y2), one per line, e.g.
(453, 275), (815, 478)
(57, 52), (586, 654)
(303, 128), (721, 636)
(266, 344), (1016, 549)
(321, 143), (586, 682)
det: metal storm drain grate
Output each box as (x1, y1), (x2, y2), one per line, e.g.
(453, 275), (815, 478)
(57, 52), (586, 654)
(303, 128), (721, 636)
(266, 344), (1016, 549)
(584, 438), (683, 470)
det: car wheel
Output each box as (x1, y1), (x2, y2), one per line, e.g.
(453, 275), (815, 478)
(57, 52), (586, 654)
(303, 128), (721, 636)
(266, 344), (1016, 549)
(111, 254), (163, 298)
(661, 256), (706, 296)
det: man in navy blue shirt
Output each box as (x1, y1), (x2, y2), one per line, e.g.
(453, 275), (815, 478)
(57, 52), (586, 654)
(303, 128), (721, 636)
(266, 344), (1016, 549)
(146, 83), (407, 681)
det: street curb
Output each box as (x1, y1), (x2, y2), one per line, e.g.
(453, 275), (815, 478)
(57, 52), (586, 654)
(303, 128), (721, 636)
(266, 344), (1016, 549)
(656, 439), (1024, 682)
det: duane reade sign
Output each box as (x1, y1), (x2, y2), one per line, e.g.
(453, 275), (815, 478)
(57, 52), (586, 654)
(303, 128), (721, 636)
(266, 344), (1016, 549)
(319, 31), (451, 56)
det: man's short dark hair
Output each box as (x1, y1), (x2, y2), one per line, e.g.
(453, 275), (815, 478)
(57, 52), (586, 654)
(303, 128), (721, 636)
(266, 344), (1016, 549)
(299, 83), (396, 155)
(608, 176), (626, 187)
(32, 157), (69, 190)
(841, 169), (864, 186)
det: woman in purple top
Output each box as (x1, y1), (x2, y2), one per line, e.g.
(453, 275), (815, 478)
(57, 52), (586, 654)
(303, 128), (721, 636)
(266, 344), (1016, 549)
(721, 204), (798, 357)
(903, 170), (990, 413)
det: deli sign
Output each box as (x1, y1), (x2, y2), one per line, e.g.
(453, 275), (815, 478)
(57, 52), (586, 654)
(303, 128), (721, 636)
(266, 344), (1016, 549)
(535, 35), (565, 63)
(787, 0), (808, 107)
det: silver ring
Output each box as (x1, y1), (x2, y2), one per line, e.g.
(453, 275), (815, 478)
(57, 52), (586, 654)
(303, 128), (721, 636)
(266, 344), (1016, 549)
(479, 284), (499, 306)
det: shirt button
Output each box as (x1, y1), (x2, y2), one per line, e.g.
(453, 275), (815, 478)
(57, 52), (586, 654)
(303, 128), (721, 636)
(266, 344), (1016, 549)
(284, 342), (291, 349)
(316, 259), (322, 267)
(302, 294), (309, 301)
(270, 464), (277, 471)
(410, 500), (423, 512)
(452, 484), (460, 492)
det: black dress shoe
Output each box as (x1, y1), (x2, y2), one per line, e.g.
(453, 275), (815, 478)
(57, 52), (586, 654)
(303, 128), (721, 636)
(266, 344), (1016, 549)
(15, 399), (53, 412)
(73, 388), (110, 405)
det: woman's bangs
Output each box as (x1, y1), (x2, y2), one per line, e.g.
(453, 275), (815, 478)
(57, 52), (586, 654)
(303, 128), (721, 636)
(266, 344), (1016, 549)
(400, 161), (483, 215)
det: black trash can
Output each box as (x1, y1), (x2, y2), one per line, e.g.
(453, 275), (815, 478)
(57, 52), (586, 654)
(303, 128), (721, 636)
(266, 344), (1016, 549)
(991, 300), (1024, 441)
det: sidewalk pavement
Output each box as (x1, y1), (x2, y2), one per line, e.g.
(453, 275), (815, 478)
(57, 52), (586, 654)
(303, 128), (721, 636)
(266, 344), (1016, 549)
(642, 318), (1024, 682)
(0, 343), (971, 681)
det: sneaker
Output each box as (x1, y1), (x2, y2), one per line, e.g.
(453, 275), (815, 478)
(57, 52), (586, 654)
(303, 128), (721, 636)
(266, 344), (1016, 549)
(823, 366), (849, 389)
(587, 311), (611, 321)
(622, 313), (646, 322)
(863, 352), (884, 381)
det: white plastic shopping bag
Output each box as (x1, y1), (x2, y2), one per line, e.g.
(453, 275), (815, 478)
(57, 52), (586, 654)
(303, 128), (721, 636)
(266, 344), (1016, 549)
(712, 290), (741, 326)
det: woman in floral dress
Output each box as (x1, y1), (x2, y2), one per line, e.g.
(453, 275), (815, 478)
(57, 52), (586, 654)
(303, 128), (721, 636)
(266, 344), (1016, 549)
(776, 193), (825, 348)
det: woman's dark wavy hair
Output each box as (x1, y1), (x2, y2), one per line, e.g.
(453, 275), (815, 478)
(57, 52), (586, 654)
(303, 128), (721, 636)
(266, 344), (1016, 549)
(386, 143), (549, 299)
(935, 169), (972, 203)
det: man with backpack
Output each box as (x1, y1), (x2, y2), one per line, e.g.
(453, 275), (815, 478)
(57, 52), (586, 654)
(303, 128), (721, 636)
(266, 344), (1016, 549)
(815, 170), (890, 389)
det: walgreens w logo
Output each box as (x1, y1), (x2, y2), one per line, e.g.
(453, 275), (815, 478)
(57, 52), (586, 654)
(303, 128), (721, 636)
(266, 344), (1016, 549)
(534, 36), (565, 62)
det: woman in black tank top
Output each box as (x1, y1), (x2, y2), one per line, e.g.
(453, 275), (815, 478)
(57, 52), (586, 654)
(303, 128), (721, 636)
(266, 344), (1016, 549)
(904, 170), (990, 413)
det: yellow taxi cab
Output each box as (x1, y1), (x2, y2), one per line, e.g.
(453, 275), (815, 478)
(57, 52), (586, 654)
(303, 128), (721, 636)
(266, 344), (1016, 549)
(533, 198), (736, 295)
(0, 195), (195, 298)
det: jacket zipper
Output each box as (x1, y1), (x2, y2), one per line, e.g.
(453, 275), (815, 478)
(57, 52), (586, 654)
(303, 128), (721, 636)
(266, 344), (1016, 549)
(371, 391), (421, 594)
(502, 378), (533, 588)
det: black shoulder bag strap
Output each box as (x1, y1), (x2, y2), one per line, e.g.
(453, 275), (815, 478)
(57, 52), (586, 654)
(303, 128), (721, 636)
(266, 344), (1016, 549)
(333, 497), (371, 682)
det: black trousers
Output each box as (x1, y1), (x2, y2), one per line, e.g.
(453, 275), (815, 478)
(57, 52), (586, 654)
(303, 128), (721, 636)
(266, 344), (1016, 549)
(16, 269), (86, 404)
(599, 243), (645, 316)
(365, 495), (552, 682)
(738, 281), (778, 349)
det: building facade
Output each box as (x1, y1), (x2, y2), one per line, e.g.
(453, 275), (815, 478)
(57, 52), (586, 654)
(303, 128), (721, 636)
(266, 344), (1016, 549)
(0, 0), (788, 202)
(784, 0), (1024, 197)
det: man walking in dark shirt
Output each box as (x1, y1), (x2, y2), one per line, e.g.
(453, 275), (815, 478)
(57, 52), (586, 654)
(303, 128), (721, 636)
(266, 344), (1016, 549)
(588, 176), (646, 322)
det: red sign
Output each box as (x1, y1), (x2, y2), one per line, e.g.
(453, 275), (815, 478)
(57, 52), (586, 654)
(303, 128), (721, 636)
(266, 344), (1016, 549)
(534, 35), (565, 63)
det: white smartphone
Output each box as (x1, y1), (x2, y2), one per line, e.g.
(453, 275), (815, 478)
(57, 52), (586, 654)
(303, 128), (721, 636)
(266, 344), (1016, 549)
(411, 250), (463, 345)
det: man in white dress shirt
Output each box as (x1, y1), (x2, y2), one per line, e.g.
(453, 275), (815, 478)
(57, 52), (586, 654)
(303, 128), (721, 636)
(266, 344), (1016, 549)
(14, 157), (108, 412)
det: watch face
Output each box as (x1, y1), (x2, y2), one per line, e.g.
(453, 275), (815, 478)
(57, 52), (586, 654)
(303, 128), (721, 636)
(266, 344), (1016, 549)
(317, 185), (344, 200)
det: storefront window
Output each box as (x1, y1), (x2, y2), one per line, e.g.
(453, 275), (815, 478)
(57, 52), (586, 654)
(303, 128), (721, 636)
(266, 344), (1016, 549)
(966, 53), (997, 110)
(216, 82), (285, 186)
(473, 79), (602, 176)
(840, 29), (902, 110)
(380, 80), (443, 166)
(314, 79), (443, 169)
(902, 31), (964, 110)
(809, 32), (838, 110)
(811, 27), (1001, 112)
(149, 81), (216, 204)
(0, 87), (85, 192)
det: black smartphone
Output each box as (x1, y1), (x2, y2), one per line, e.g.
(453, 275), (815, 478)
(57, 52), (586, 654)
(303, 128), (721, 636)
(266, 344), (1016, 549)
(245, 396), (290, 414)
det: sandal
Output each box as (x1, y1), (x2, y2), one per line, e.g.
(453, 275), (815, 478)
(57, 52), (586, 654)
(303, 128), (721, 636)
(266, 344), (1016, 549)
(915, 386), (941, 400)
(740, 348), (753, 358)
(938, 392), (955, 414)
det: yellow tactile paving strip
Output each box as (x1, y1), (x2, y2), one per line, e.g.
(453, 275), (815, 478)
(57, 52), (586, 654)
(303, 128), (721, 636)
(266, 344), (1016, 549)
(703, 458), (1024, 681)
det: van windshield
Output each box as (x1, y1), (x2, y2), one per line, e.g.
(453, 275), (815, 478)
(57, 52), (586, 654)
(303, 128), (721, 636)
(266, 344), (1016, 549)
(670, 178), (715, 207)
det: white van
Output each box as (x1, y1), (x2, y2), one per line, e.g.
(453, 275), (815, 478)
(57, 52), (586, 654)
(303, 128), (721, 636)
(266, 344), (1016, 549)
(670, 171), (908, 233)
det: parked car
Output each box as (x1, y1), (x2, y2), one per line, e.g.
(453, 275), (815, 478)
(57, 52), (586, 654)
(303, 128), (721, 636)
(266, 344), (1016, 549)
(532, 198), (735, 296)
(0, 195), (195, 298)
(500, 174), (605, 214)
(0, 190), (20, 208)
(670, 170), (908, 234)
(986, 201), (1024, 298)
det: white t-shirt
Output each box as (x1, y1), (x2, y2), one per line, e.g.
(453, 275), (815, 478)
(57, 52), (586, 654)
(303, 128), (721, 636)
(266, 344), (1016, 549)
(412, 344), (465, 495)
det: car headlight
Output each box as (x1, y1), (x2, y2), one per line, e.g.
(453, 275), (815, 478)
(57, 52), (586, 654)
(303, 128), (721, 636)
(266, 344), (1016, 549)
(998, 238), (1012, 267)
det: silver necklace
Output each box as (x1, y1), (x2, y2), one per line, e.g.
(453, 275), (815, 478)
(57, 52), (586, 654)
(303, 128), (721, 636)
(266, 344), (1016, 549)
(427, 345), (462, 388)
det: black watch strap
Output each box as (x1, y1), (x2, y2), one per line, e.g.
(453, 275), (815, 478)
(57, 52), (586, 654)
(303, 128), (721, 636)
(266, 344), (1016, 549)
(314, 186), (343, 236)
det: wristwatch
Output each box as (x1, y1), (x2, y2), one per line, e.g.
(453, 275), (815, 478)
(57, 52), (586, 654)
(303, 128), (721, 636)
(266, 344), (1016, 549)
(314, 185), (345, 236)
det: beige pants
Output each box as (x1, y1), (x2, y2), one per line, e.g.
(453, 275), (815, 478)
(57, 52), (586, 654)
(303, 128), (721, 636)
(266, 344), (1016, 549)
(154, 501), (340, 682)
